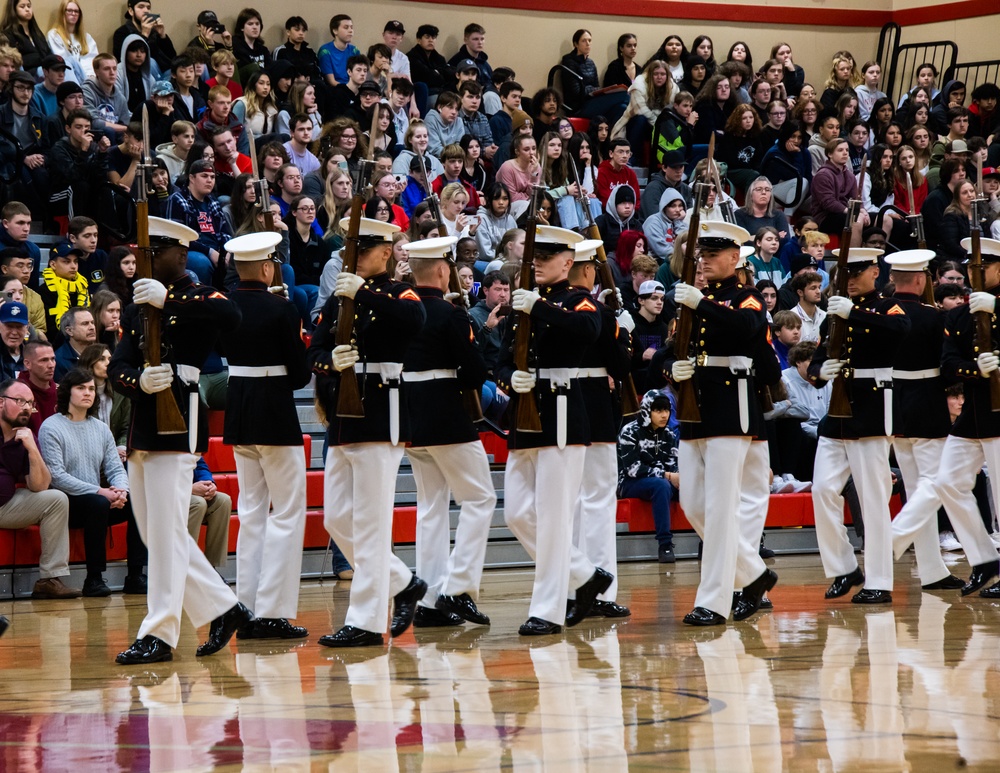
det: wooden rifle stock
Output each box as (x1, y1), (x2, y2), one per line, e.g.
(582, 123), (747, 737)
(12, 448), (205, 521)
(968, 215), (1000, 411)
(447, 264), (485, 422)
(512, 174), (543, 433)
(137, 105), (186, 435)
(246, 129), (283, 291)
(334, 192), (366, 418)
(568, 159), (640, 415)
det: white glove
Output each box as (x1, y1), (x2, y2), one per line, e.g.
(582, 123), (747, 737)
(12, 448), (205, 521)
(969, 292), (996, 315)
(510, 369), (536, 394)
(820, 358), (845, 381)
(511, 288), (541, 314)
(444, 289), (470, 308)
(139, 364), (173, 394)
(827, 295), (853, 319)
(268, 283), (289, 297)
(332, 344), (359, 372)
(616, 309), (636, 333)
(334, 272), (365, 300)
(673, 282), (702, 310)
(977, 351), (1000, 377)
(672, 357), (695, 382)
(132, 278), (168, 309)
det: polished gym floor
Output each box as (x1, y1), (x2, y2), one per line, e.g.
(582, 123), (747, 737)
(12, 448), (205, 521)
(1, 552), (999, 771)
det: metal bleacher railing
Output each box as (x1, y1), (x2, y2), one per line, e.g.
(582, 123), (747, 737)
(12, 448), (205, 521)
(876, 22), (957, 106)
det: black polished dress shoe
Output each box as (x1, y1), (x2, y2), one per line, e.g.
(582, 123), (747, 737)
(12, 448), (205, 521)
(0, 615), (8, 638)
(518, 617), (562, 636)
(589, 599), (631, 618)
(236, 617), (308, 640)
(565, 567), (614, 627)
(116, 635), (173, 665)
(413, 606), (464, 627)
(196, 602), (254, 657)
(82, 576), (113, 598)
(760, 596), (773, 610)
(436, 593), (490, 625)
(852, 588), (892, 604)
(825, 567), (865, 599)
(683, 607), (726, 626)
(390, 574), (428, 637)
(979, 579), (1000, 598)
(922, 574), (965, 591)
(123, 574), (148, 595)
(317, 625), (384, 648)
(962, 560), (1000, 596)
(734, 569), (779, 621)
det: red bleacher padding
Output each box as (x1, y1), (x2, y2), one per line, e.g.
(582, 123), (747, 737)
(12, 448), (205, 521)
(204, 435), (313, 474)
(478, 432), (509, 464)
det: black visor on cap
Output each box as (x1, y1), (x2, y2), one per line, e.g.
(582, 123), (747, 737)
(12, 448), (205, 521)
(843, 260), (876, 274)
(697, 237), (739, 250)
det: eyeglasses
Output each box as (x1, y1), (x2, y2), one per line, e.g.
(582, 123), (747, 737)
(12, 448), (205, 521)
(769, 110), (786, 117)
(12, 83), (33, 92)
(284, 174), (302, 181)
(751, 187), (772, 193)
(341, 134), (357, 141)
(296, 205), (315, 212)
(0, 396), (36, 411)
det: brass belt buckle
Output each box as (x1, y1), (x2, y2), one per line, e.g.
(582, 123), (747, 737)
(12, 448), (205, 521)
(696, 353), (708, 367)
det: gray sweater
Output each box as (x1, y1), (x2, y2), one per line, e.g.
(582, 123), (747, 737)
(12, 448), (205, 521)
(39, 413), (128, 496)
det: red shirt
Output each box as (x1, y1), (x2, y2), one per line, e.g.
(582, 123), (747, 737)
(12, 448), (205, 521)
(205, 77), (243, 99)
(596, 160), (640, 206)
(17, 371), (57, 437)
(215, 153), (253, 176)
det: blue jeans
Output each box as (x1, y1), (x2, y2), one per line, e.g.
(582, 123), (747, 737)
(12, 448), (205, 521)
(619, 476), (676, 548)
(186, 250), (215, 285)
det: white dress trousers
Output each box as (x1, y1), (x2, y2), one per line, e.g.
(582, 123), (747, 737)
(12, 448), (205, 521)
(737, 441), (771, 588)
(888, 437), (952, 584)
(234, 444), (307, 619)
(679, 436), (752, 617)
(324, 442), (413, 634)
(929, 435), (1000, 567)
(811, 436), (893, 590)
(408, 441), (497, 607)
(130, 450), (238, 649)
(504, 446), (591, 625)
(572, 442), (620, 602)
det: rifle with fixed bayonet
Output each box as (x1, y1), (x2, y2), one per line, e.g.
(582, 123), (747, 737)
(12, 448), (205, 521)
(968, 152), (1000, 410)
(904, 170), (935, 303)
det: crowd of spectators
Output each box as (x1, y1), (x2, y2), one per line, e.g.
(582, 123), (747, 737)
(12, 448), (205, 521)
(0, 3), (998, 579)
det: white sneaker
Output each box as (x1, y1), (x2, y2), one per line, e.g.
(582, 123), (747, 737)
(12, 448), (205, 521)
(790, 478), (812, 493)
(771, 478), (794, 494)
(939, 531), (962, 551)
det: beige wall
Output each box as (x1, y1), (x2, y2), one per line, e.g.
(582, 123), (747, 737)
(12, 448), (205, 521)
(78, 0), (884, 94)
(903, 14), (1000, 64)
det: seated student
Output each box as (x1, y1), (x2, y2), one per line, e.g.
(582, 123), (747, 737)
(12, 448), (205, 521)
(41, 80), (85, 150)
(165, 158), (231, 283)
(323, 53), (369, 123)
(929, 79), (966, 136)
(771, 310), (801, 369)
(618, 253), (658, 315)
(629, 279), (670, 393)
(39, 245), (90, 346)
(432, 143), (481, 211)
(115, 35), (153, 116)
(595, 183), (640, 255)
(272, 16), (320, 85)
(205, 50), (241, 98)
(448, 23), (495, 94)
(39, 367), (147, 597)
(283, 114), (320, 176)
(18, 340), (57, 435)
(168, 53), (206, 123)
(425, 91), (466, 157)
(788, 268), (826, 342)
(56, 216), (107, 291)
(651, 90), (696, 166)
(154, 120), (193, 183)
(642, 187), (687, 261)
(197, 85), (247, 156)
(48, 108), (110, 220)
(188, 455), (232, 569)
(779, 340), (828, 481)
(31, 54), (69, 117)
(747, 226), (784, 287)
(0, 299), (29, 380)
(0, 248), (45, 332)
(617, 388), (679, 564)
(317, 14), (360, 89)
(596, 138), (640, 206)
(812, 138), (858, 235)
(457, 81), (497, 161)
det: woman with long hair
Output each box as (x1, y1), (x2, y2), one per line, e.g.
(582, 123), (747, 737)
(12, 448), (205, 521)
(558, 131), (604, 229)
(718, 104), (762, 194)
(317, 166), (351, 234)
(835, 91), (859, 132)
(77, 343), (119, 426)
(861, 142), (904, 239)
(771, 42), (805, 99)
(391, 119), (445, 181)
(893, 144), (928, 213)
(316, 117), (367, 174)
(276, 82), (322, 140)
(645, 34), (687, 84)
(232, 70), (279, 138)
(792, 97), (822, 138)
(104, 246), (137, 305)
(866, 97), (896, 145)
(362, 103), (397, 155)
(821, 53), (859, 110)
(692, 73), (735, 144)
(476, 182), (516, 261)
(232, 7), (269, 76)
(603, 32), (643, 88)
(89, 291), (123, 352)
(1, 0), (49, 73)
(726, 40), (753, 72)
(559, 28), (630, 123)
(758, 58), (788, 103)
(897, 84), (933, 128)
(611, 59), (672, 165)
(758, 98), (789, 156)
(690, 35), (716, 78)
(906, 125), (933, 174)
(680, 54), (707, 98)
(587, 115), (611, 165)
(45, 0), (96, 82)
(223, 172), (256, 233)
(611, 229), (646, 285)
(460, 134), (488, 192)
(939, 179), (977, 260)
(302, 148), (343, 203)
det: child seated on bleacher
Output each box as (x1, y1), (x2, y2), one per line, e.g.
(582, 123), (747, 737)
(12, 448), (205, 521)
(617, 388), (679, 564)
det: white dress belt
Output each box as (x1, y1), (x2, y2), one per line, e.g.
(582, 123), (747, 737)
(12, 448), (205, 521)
(228, 365), (288, 378)
(354, 362), (404, 380)
(891, 367), (940, 380)
(574, 367), (609, 379)
(537, 368), (579, 386)
(697, 355), (753, 371)
(403, 369), (458, 382)
(853, 368), (895, 382)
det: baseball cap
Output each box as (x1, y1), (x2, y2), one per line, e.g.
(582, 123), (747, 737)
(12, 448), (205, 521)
(638, 280), (665, 297)
(51, 243), (86, 260)
(197, 10), (219, 27)
(383, 20), (405, 34)
(0, 302), (28, 325)
(790, 254), (820, 274)
(188, 159), (215, 175)
(983, 166), (1000, 180)
(661, 149), (686, 168)
(358, 80), (382, 96)
(948, 139), (970, 154)
(41, 55), (68, 71)
(456, 58), (478, 74)
(150, 80), (176, 97)
(8, 71), (35, 88)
